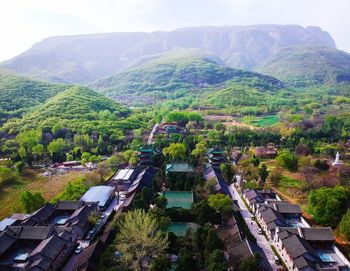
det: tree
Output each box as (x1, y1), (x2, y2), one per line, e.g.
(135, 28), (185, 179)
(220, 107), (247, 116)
(206, 229), (224, 255)
(176, 248), (197, 271)
(150, 254), (171, 271)
(208, 249), (228, 271)
(269, 167), (282, 186)
(192, 200), (220, 225)
(339, 209), (350, 240)
(88, 211), (100, 227)
(106, 154), (125, 169)
(239, 253), (261, 271)
(20, 191), (45, 213)
(208, 194), (232, 218)
(115, 209), (168, 270)
(163, 143), (186, 161)
(308, 186), (349, 227)
(259, 164), (269, 183)
(276, 150), (298, 172)
(191, 141), (207, 158)
(220, 163), (236, 182)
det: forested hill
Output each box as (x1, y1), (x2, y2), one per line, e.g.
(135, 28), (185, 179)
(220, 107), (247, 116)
(0, 70), (68, 122)
(256, 46), (350, 88)
(2, 86), (134, 135)
(0, 25), (335, 83)
(91, 49), (284, 104)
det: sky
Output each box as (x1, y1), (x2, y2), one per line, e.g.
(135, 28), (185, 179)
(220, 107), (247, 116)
(0, 0), (349, 61)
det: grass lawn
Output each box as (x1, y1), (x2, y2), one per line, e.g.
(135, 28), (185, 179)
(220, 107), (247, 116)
(0, 169), (85, 219)
(242, 115), (280, 127)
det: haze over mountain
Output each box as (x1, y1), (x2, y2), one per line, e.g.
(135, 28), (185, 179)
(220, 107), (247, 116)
(0, 24), (336, 84)
(256, 46), (350, 87)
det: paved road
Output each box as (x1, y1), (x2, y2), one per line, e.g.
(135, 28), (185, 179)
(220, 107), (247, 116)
(147, 123), (159, 145)
(229, 184), (281, 271)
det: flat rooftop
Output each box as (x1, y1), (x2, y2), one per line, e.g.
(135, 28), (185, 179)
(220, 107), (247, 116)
(163, 191), (193, 209)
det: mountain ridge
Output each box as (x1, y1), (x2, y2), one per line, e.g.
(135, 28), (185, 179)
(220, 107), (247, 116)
(0, 24), (336, 84)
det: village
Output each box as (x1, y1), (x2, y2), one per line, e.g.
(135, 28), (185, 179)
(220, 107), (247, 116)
(0, 120), (349, 271)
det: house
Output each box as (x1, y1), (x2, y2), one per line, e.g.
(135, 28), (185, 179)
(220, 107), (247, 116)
(203, 166), (230, 195)
(227, 238), (260, 270)
(242, 189), (277, 207)
(110, 167), (140, 190)
(80, 186), (115, 210)
(255, 202), (303, 239)
(165, 162), (194, 174)
(73, 240), (107, 271)
(273, 228), (350, 270)
(0, 226), (75, 270)
(20, 201), (99, 239)
(127, 167), (158, 195)
(253, 144), (278, 159)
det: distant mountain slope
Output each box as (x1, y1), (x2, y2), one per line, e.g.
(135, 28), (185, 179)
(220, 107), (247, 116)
(256, 46), (350, 87)
(0, 25), (335, 83)
(0, 70), (68, 121)
(91, 49), (284, 105)
(2, 86), (131, 134)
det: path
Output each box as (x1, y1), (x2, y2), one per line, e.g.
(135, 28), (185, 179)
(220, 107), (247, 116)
(147, 123), (158, 145)
(229, 184), (280, 271)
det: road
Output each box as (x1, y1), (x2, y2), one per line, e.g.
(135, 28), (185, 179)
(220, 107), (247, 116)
(147, 123), (158, 145)
(229, 184), (281, 271)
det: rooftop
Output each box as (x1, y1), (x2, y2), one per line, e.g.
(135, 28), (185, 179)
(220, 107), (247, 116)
(166, 162), (194, 173)
(80, 186), (115, 208)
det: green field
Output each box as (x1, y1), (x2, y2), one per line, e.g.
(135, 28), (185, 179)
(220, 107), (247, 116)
(163, 191), (194, 209)
(243, 115), (280, 127)
(167, 222), (198, 236)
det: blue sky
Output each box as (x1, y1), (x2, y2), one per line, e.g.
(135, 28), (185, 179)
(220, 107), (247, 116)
(1, 0), (349, 61)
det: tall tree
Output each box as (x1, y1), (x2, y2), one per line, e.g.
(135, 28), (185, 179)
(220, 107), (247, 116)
(115, 209), (168, 270)
(208, 249), (228, 271)
(20, 191), (45, 213)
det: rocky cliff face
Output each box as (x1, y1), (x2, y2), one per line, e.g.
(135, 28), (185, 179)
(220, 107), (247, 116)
(0, 25), (336, 83)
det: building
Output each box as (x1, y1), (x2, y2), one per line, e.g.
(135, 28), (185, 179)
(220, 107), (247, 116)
(204, 166), (230, 195)
(207, 148), (226, 167)
(110, 167), (140, 191)
(255, 202), (303, 239)
(242, 189), (278, 207)
(19, 201), (99, 239)
(273, 227), (350, 270)
(80, 186), (115, 210)
(252, 144), (278, 159)
(165, 162), (194, 174)
(138, 147), (155, 165)
(127, 167), (158, 195)
(0, 226), (74, 270)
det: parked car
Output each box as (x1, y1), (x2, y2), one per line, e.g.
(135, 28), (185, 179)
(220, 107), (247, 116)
(85, 229), (96, 240)
(75, 246), (83, 254)
(250, 213), (255, 219)
(273, 256), (281, 265)
(256, 228), (263, 234)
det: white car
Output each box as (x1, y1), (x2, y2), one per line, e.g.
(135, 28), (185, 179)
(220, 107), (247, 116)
(75, 246), (83, 254)
(256, 228), (263, 234)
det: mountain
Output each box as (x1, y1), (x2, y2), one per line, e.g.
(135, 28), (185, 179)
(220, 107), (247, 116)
(2, 86), (132, 134)
(0, 70), (68, 122)
(91, 49), (284, 105)
(256, 46), (350, 87)
(0, 25), (335, 84)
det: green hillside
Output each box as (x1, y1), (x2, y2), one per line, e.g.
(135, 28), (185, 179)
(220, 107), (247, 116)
(256, 46), (350, 88)
(2, 86), (137, 134)
(0, 70), (68, 121)
(91, 49), (283, 105)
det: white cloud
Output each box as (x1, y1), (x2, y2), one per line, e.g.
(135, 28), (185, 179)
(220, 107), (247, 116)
(0, 0), (349, 61)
